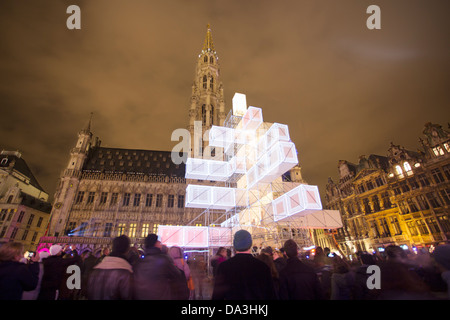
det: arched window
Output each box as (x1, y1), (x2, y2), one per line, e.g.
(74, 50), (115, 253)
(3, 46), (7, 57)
(210, 105), (214, 125)
(202, 75), (207, 89)
(403, 162), (412, 172)
(395, 165), (404, 178)
(210, 56), (214, 64)
(201, 105), (206, 125)
(210, 76), (214, 89)
(204, 56), (208, 63)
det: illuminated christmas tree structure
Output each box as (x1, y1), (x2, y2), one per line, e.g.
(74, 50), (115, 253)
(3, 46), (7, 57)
(158, 93), (342, 250)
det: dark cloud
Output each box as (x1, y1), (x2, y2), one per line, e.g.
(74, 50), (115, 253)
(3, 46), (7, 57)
(0, 0), (449, 201)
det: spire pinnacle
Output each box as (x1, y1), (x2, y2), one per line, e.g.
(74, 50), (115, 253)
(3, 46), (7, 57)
(81, 112), (93, 134)
(202, 23), (215, 52)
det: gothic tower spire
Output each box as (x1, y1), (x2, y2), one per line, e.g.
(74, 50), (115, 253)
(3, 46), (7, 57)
(189, 24), (226, 158)
(202, 24), (215, 52)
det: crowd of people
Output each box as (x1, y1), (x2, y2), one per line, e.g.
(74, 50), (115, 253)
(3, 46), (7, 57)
(0, 230), (449, 300)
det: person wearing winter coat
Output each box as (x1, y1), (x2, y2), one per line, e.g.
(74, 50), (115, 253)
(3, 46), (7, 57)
(37, 244), (80, 300)
(278, 239), (324, 300)
(133, 234), (187, 300)
(330, 256), (355, 300)
(0, 242), (39, 300)
(211, 247), (227, 278)
(22, 250), (50, 300)
(168, 246), (190, 300)
(212, 230), (277, 300)
(87, 235), (133, 300)
(433, 244), (450, 299)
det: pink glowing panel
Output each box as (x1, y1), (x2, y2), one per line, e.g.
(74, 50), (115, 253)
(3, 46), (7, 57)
(159, 226), (184, 247)
(280, 141), (297, 162)
(267, 143), (281, 171)
(272, 196), (288, 222)
(209, 227), (232, 247)
(302, 185), (322, 210)
(264, 141), (298, 182)
(242, 106), (263, 131)
(266, 123), (290, 147)
(286, 185), (306, 215)
(184, 227), (209, 247)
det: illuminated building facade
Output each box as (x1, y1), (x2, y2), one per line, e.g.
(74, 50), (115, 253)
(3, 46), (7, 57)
(39, 26), (306, 252)
(161, 93), (342, 250)
(324, 122), (450, 257)
(0, 151), (52, 252)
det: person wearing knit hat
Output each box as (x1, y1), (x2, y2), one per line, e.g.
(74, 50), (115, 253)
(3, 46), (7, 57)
(433, 244), (450, 299)
(212, 229), (276, 300)
(49, 244), (62, 256)
(233, 229), (252, 252)
(38, 244), (80, 300)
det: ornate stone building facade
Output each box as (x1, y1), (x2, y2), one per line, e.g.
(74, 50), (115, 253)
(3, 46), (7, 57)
(40, 27), (227, 252)
(38, 25), (306, 253)
(37, 24), (312, 255)
(0, 151), (52, 252)
(324, 123), (450, 258)
(189, 24), (227, 158)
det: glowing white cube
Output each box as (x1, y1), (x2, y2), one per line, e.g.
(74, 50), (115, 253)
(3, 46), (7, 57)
(265, 123), (290, 150)
(232, 93), (247, 117)
(301, 185), (322, 210)
(186, 158), (209, 180)
(184, 226), (209, 247)
(242, 106), (263, 131)
(208, 160), (230, 181)
(185, 184), (211, 208)
(263, 141), (298, 182)
(212, 186), (236, 210)
(286, 185), (306, 215)
(158, 226), (184, 247)
(209, 126), (235, 149)
(229, 156), (246, 174)
(272, 195), (289, 222)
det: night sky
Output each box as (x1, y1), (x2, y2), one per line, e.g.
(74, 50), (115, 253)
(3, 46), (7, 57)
(1, 0), (449, 202)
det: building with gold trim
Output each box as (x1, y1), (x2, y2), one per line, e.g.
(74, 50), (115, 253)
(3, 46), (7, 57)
(38, 25), (306, 253)
(0, 151), (52, 252)
(324, 122), (450, 258)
